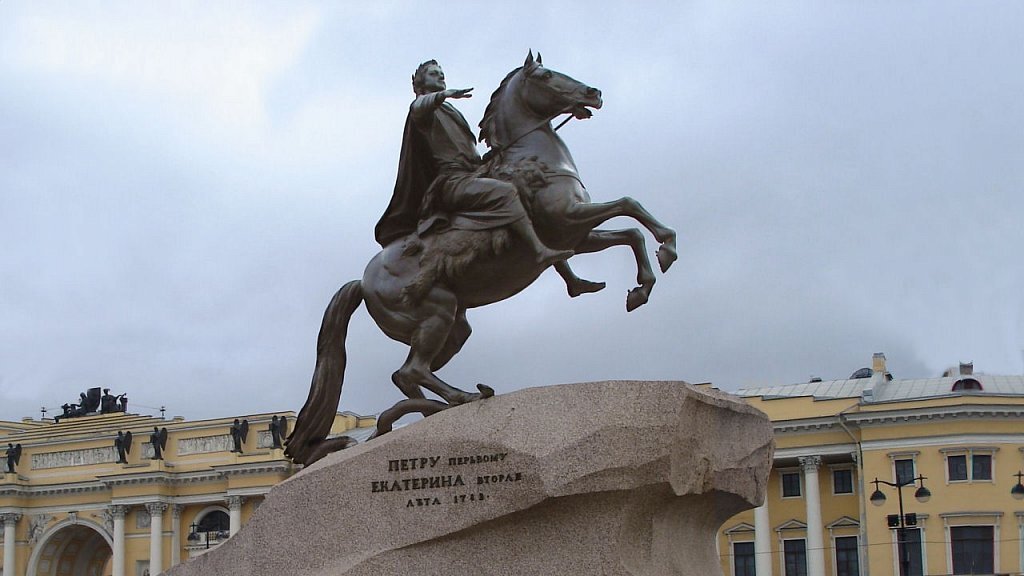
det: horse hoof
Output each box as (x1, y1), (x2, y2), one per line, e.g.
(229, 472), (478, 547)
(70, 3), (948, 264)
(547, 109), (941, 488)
(626, 287), (649, 312)
(477, 383), (495, 398)
(657, 243), (678, 273)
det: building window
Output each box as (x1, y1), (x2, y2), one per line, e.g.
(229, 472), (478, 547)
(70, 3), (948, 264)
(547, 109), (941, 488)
(196, 510), (230, 533)
(896, 528), (924, 576)
(834, 536), (859, 576)
(782, 472), (801, 498)
(895, 459), (915, 485)
(833, 468), (854, 494)
(972, 454), (992, 480)
(945, 450), (994, 482)
(783, 539), (807, 576)
(948, 455), (968, 481)
(950, 526), (994, 574)
(733, 541), (756, 576)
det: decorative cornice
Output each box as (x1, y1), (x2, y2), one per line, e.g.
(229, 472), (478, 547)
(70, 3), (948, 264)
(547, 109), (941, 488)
(773, 444), (858, 461)
(0, 480), (109, 498)
(211, 460), (292, 477)
(863, 434), (1024, 452)
(846, 405), (1024, 426)
(774, 417), (840, 434)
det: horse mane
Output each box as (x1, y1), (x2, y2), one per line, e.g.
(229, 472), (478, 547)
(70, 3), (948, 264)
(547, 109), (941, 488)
(479, 66), (523, 150)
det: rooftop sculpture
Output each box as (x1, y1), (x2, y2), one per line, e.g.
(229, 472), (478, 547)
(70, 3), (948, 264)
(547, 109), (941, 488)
(286, 52), (676, 466)
(56, 387), (127, 422)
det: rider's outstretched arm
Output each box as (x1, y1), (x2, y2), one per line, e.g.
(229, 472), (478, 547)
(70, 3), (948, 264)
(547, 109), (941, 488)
(411, 88), (474, 119)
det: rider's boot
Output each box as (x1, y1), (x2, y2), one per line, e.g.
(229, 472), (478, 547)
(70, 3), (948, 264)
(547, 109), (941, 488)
(511, 217), (573, 267)
(555, 262), (606, 297)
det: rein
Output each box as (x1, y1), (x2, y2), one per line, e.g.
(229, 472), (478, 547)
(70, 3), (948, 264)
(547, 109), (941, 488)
(485, 105), (576, 165)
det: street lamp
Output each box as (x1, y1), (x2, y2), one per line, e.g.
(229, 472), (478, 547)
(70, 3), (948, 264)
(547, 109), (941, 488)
(188, 521), (213, 549)
(1011, 471), (1024, 500)
(870, 474), (930, 576)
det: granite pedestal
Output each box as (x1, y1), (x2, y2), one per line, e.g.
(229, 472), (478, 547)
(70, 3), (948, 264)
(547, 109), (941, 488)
(164, 380), (773, 576)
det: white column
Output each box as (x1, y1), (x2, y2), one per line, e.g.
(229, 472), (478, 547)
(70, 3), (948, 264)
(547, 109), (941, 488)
(800, 456), (825, 576)
(109, 504), (128, 573)
(2, 513), (21, 576)
(110, 505), (128, 576)
(226, 496), (245, 537)
(146, 502), (167, 575)
(170, 505), (183, 567)
(754, 502), (773, 576)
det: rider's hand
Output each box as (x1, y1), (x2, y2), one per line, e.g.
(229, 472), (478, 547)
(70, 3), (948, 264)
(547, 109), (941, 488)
(445, 88), (474, 99)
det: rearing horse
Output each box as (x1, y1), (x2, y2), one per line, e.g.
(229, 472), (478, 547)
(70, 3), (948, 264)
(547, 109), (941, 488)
(286, 52), (677, 466)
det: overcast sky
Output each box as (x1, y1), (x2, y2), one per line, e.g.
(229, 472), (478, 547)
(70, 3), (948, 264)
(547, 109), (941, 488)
(2, 2), (1022, 422)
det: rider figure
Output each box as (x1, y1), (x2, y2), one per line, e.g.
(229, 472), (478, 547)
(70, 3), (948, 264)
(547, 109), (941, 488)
(375, 60), (573, 268)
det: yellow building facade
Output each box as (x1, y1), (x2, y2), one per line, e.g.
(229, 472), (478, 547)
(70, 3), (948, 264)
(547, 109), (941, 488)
(718, 354), (1024, 576)
(1, 401), (373, 576)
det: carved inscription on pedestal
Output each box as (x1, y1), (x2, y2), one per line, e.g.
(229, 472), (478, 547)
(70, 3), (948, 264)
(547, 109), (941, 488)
(371, 452), (524, 510)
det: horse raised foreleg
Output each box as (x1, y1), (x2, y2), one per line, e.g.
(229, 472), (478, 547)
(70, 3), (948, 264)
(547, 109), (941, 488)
(561, 197), (677, 272)
(573, 228), (657, 312)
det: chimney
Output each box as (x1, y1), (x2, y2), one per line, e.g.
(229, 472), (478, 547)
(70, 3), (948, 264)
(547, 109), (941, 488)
(959, 362), (974, 376)
(872, 352), (887, 375)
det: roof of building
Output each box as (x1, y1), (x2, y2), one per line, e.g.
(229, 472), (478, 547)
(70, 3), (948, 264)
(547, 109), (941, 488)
(737, 364), (1024, 404)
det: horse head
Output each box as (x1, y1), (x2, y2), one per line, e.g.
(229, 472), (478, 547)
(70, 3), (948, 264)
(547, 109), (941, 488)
(480, 51), (602, 151)
(519, 51), (602, 120)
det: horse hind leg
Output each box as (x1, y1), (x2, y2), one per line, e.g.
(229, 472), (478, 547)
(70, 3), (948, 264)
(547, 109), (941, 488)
(431, 307), (471, 372)
(392, 288), (493, 405)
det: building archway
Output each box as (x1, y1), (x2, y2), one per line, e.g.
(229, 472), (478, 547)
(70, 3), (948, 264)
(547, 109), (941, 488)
(26, 519), (113, 576)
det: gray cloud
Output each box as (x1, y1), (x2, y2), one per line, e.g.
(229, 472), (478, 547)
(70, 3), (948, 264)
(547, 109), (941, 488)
(2, 2), (1022, 421)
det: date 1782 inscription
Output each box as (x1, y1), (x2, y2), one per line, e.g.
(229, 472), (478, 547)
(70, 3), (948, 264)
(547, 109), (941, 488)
(371, 453), (524, 509)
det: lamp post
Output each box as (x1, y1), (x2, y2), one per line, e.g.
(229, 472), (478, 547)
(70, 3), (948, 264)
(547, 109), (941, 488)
(188, 521), (212, 549)
(1011, 471), (1024, 500)
(870, 474), (931, 576)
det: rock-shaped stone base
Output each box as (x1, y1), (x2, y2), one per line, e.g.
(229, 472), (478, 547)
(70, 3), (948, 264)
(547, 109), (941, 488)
(165, 381), (773, 576)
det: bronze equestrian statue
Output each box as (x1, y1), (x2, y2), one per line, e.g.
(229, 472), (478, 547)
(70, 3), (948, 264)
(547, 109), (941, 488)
(286, 52), (676, 466)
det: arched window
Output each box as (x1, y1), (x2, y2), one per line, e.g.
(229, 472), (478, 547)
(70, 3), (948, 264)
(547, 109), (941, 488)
(196, 510), (229, 533)
(952, 378), (982, 392)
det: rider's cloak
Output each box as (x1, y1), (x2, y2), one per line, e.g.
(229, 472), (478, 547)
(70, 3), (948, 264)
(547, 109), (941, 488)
(373, 107), (439, 248)
(374, 96), (520, 248)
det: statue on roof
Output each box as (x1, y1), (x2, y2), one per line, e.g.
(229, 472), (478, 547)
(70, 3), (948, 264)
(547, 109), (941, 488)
(286, 52), (677, 466)
(268, 416), (287, 449)
(230, 419), (249, 453)
(114, 431), (132, 464)
(150, 427), (168, 460)
(5, 443), (21, 474)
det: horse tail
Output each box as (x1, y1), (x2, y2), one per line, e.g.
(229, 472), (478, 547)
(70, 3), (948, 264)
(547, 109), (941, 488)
(285, 280), (363, 466)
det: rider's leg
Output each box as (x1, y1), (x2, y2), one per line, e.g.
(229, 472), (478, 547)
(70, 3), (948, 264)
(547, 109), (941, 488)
(554, 261), (605, 297)
(450, 178), (573, 267)
(509, 214), (573, 266)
